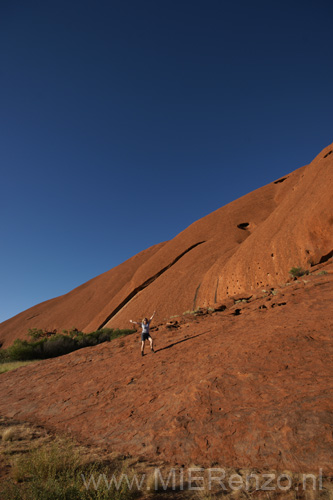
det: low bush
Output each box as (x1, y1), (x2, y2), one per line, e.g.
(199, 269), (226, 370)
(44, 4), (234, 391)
(1, 328), (135, 363)
(289, 267), (309, 278)
(28, 328), (48, 339)
(5, 339), (39, 361)
(0, 349), (9, 363)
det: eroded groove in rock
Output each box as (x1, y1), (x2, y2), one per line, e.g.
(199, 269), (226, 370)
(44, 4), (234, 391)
(97, 241), (206, 329)
(193, 283), (201, 310)
(214, 277), (219, 303)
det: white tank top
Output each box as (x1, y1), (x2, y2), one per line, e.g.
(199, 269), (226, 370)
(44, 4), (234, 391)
(141, 322), (149, 333)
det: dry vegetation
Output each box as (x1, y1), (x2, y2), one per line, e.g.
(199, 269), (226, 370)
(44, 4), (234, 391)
(0, 360), (39, 374)
(0, 417), (332, 500)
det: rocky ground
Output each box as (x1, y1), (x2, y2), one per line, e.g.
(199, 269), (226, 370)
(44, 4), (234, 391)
(0, 261), (332, 485)
(1, 415), (332, 499)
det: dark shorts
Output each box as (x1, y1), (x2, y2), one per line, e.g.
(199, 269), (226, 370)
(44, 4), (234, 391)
(141, 332), (151, 342)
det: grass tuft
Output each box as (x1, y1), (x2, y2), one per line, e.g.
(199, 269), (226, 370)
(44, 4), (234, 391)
(0, 360), (39, 374)
(289, 267), (309, 278)
(183, 309), (201, 316)
(1, 427), (17, 442)
(1, 438), (139, 500)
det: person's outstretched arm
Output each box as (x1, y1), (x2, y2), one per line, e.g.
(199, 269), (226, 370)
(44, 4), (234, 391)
(129, 320), (141, 325)
(149, 311), (156, 323)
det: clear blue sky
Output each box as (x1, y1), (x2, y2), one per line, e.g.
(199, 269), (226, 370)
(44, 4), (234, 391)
(1, 0), (332, 323)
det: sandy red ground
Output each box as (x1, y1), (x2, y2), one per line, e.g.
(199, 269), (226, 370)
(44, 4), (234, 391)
(0, 262), (332, 474)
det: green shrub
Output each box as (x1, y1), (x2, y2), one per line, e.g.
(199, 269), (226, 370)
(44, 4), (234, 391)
(0, 349), (9, 363)
(28, 328), (45, 339)
(289, 267), (309, 278)
(42, 336), (76, 358)
(1, 328), (136, 362)
(6, 339), (39, 361)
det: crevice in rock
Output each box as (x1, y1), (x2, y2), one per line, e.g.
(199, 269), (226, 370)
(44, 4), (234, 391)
(27, 314), (40, 321)
(274, 177), (287, 184)
(97, 241), (206, 329)
(237, 222), (249, 230)
(233, 295), (252, 303)
(193, 283), (201, 310)
(310, 249), (333, 266)
(214, 278), (219, 303)
(214, 304), (227, 312)
(319, 249), (333, 264)
(323, 150), (332, 158)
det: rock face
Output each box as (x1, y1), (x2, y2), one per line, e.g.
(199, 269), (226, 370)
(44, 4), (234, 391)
(0, 265), (332, 473)
(0, 143), (332, 348)
(0, 143), (333, 474)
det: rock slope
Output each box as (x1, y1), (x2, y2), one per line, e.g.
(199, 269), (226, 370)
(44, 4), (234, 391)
(0, 143), (332, 347)
(0, 263), (332, 473)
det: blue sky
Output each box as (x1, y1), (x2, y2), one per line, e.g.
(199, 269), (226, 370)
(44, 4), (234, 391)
(1, 0), (332, 323)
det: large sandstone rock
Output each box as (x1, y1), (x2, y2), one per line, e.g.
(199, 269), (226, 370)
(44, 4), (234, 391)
(0, 141), (332, 473)
(0, 143), (332, 347)
(0, 267), (332, 473)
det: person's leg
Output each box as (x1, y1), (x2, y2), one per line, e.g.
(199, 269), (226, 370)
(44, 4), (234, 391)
(149, 336), (154, 352)
(141, 340), (145, 356)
